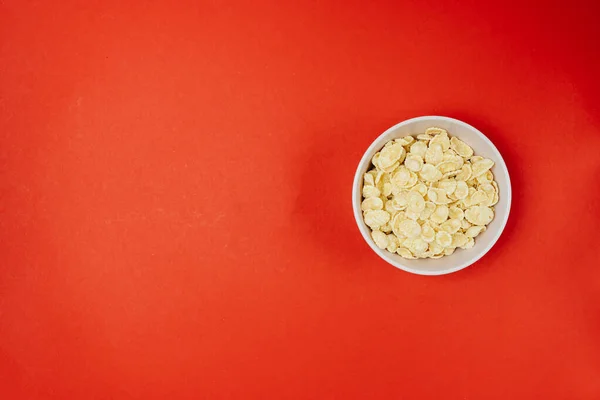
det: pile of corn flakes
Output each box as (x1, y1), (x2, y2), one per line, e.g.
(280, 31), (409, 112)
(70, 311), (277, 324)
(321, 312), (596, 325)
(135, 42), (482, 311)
(361, 127), (499, 259)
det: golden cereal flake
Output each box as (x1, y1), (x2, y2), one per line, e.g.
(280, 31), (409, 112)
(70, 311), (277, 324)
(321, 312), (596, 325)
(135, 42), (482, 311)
(405, 154), (424, 172)
(454, 180), (469, 200)
(378, 143), (405, 168)
(450, 136), (474, 158)
(455, 164), (472, 181)
(420, 164), (443, 182)
(448, 206), (464, 220)
(397, 247), (416, 259)
(435, 231), (453, 248)
(407, 191), (426, 213)
(364, 210), (391, 229)
(425, 143), (444, 165)
(419, 201), (436, 220)
(471, 158), (495, 178)
(425, 127), (448, 136)
(436, 160), (461, 175)
(465, 225), (486, 238)
(437, 179), (457, 196)
(440, 218), (461, 234)
(416, 133), (433, 141)
(395, 136), (415, 146)
(361, 197), (384, 211)
(411, 182), (428, 196)
(399, 219), (421, 239)
(427, 187), (452, 205)
(430, 204), (449, 224)
(451, 232), (469, 248)
(371, 230), (389, 249)
(430, 133), (451, 151)
(465, 206), (494, 226)
(362, 185), (381, 198)
(409, 141), (428, 158)
(421, 223), (436, 243)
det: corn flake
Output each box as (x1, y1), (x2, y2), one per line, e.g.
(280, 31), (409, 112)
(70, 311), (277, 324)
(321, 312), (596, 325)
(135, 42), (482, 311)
(435, 231), (453, 248)
(394, 136), (414, 146)
(405, 154), (424, 172)
(450, 136), (474, 158)
(396, 247), (416, 259)
(371, 230), (389, 249)
(425, 127), (448, 136)
(399, 219), (421, 238)
(361, 197), (384, 211)
(364, 210), (391, 229)
(362, 185), (381, 198)
(420, 164), (443, 182)
(425, 143), (444, 165)
(427, 188), (452, 205)
(409, 141), (428, 158)
(430, 204), (449, 224)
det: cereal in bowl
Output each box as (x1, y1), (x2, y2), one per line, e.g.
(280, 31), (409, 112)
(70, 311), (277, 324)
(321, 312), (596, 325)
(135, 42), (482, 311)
(361, 127), (498, 259)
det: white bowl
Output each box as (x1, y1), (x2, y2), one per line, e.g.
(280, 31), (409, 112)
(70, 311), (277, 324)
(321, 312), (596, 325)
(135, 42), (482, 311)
(352, 116), (512, 275)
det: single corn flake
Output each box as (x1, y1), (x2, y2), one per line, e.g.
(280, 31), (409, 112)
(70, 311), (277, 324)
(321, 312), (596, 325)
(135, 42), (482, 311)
(452, 232), (469, 248)
(461, 237), (475, 249)
(405, 154), (424, 172)
(437, 179), (457, 195)
(465, 225), (486, 238)
(471, 158), (495, 178)
(371, 230), (389, 249)
(395, 136), (415, 146)
(425, 143), (444, 165)
(465, 206), (494, 226)
(436, 160), (461, 175)
(435, 231), (453, 248)
(378, 143), (405, 168)
(361, 197), (384, 211)
(448, 206), (464, 220)
(454, 180), (469, 199)
(409, 141), (428, 158)
(407, 191), (426, 213)
(429, 134), (451, 151)
(427, 187), (452, 205)
(425, 127), (448, 136)
(419, 201), (436, 220)
(408, 238), (429, 255)
(450, 136), (474, 158)
(430, 204), (449, 224)
(421, 223), (436, 243)
(399, 219), (421, 239)
(455, 164), (472, 181)
(440, 218), (461, 234)
(411, 182), (428, 196)
(420, 164), (443, 182)
(364, 210), (391, 229)
(362, 185), (381, 198)
(397, 247), (416, 259)
(386, 234), (399, 252)
(443, 246), (456, 256)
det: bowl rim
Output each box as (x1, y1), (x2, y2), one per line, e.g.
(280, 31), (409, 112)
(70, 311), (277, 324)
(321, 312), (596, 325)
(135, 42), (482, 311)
(352, 115), (512, 275)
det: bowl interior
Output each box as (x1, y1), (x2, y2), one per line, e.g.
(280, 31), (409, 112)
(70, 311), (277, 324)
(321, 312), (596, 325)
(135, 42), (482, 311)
(353, 116), (511, 275)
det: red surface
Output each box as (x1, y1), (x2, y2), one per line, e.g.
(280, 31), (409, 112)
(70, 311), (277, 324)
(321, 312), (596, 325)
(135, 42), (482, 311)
(1, 0), (600, 398)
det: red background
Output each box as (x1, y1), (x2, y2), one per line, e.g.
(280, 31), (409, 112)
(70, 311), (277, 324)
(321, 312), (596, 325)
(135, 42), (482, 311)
(1, 0), (600, 399)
